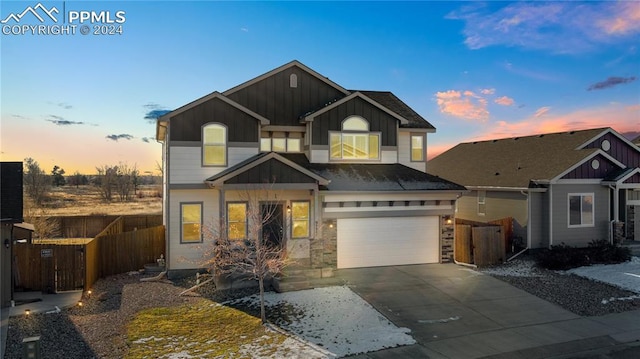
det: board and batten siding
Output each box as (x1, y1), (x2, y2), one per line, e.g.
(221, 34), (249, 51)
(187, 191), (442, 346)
(311, 97), (398, 147)
(398, 132), (426, 172)
(169, 97), (260, 143)
(169, 145), (258, 184)
(583, 131), (640, 168)
(550, 183), (609, 247)
(226, 65), (345, 127)
(167, 189), (219, 270)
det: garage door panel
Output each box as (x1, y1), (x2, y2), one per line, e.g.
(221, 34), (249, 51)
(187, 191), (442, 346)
(337, 216), (439, 269)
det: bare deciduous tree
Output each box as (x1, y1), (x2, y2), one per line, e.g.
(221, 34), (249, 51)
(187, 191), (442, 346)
(201, 188), (293, 323)
(23, 196), (60, 239)
(95, 162), (138, 202)
(23, 157), (51, 206)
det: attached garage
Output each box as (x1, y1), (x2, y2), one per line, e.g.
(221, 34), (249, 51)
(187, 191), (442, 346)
(337, 216), (440, 269)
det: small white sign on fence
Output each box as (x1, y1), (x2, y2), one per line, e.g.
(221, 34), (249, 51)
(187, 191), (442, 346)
(40, 249), (53, 258)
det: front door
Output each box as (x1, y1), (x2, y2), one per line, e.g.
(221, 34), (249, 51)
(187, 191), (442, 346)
(261, 203), (284, 248)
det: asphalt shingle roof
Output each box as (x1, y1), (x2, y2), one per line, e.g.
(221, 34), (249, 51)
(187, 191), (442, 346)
(428, 128), (608, 188)
(354, 91), (435, 129)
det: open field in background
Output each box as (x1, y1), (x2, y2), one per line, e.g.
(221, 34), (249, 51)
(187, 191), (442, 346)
(29, 185), (162, 216)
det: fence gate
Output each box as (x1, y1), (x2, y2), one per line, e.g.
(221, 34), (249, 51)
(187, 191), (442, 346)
(14, 243), (85, 293)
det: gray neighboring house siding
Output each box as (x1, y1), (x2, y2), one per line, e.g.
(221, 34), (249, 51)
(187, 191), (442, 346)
(429, 127), (640, 249)
(550, 183), (609, 247)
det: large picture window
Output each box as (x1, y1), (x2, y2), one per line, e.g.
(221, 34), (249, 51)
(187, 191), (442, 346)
(330, 116), (380, 160)
(227, 202), (247, 239)
(291, 201), (310, 238)
(568, 193), (594, 227)
(203, 123), (226, 166)
(181, 203), (202, 243)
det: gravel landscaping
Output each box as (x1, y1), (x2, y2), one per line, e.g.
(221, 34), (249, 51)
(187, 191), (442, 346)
(478, 256), (640, 316)
(5, 258), (640, 358)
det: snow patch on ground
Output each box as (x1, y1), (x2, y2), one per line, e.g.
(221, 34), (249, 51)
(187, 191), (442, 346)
(226, 286), (415, 357)
(567, 257), (640, 294)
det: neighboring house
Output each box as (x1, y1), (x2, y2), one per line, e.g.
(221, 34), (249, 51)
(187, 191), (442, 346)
(1, 162), (23, 308)
(633, 135), (640, 148)
(156, 60), (465, 276)
(429, 128), (640, 249)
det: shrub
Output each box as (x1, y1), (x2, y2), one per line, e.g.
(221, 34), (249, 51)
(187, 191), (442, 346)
(536, 240), (631, 270)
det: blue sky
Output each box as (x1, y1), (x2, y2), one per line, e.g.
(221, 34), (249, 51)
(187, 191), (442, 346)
(1, 1), (638, 174)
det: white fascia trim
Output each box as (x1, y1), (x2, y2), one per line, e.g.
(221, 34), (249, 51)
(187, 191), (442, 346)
(577, 128), (640, 154)
(207, 152), (330, 187)
(325, 205), (453, 213)
(223, 60), (351, 96)
(550, 149), (625, 183)
(304, 92), (409, 125)
(158, 92), (270, 125)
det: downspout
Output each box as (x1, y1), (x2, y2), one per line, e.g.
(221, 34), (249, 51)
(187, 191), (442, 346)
(609, 184), (618, 245)
(549, 185), (553, 248)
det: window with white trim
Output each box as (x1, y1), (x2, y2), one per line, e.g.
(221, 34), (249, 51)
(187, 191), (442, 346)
(330, 116), (380, 160)
(477, 190), (486, 216)
(227, 202), (247, 240)
(181, 203), (202, 243)
(260, 137), (301, 153)
(203, 123), (226, 166)
(291, 201), (310, 238)
(568, 193), (594, 227)
(411, 134), (424, 162)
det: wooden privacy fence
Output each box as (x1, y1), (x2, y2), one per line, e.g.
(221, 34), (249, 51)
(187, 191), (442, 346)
(85, 225), (165, 290)
(14, 225), (165, 292)
(14, 243), (85, 293)
(30, 214), (162, 238)
(455, 223), (506, 267)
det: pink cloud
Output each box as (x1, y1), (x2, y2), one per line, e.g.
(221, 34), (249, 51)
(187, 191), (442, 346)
(428, 102), (639, 160)
(534, 106), (551, 118)
(494, 96), (515, 106)
(435, 90), (489, 121)
(597, 2), (640, 35)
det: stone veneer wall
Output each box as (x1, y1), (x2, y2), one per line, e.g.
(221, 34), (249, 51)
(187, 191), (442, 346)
(310, 219), (337, 270)
(441, 216), (455, 263)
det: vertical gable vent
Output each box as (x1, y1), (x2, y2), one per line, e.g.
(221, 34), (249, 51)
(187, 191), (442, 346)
(290, 73), (298, 88)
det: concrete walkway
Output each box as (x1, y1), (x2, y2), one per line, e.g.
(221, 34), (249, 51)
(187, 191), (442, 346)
(0, 290), (82, 357)
(333, 264), (640, 359)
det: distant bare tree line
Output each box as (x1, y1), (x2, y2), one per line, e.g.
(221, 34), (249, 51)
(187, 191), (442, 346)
(22, 157), (160, 206)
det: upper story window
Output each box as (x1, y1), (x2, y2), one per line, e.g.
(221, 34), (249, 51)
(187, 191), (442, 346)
(411, 134), (425, 162)
(203, 123), (226, 166)
(330, 116), (380, 160)
(260, 135), (301, 153)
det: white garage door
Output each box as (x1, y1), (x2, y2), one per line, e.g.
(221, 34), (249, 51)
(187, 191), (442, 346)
(337, 216), (440, 269)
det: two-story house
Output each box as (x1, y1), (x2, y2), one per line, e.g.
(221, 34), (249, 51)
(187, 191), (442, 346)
(156, 60), (466, 278)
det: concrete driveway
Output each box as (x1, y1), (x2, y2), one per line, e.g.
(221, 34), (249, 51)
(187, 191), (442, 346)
(334, 263), (640, 358)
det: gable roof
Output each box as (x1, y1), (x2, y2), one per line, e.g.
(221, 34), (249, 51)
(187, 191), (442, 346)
(281, 154), (465, 192)
(155, 92), (270, 141)
(302, 91), (409, 125)
(205, 152), (330, 187)
(428, 127), (621, 189)
(223, 60), (350, 97)
(355, 91), (435, 130)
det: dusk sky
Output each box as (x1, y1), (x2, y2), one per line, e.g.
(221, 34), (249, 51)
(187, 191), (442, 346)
(1, 1), (638, 175)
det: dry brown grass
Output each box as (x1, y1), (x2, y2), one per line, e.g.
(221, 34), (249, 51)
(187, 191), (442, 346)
(37, 185), (162, 216)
